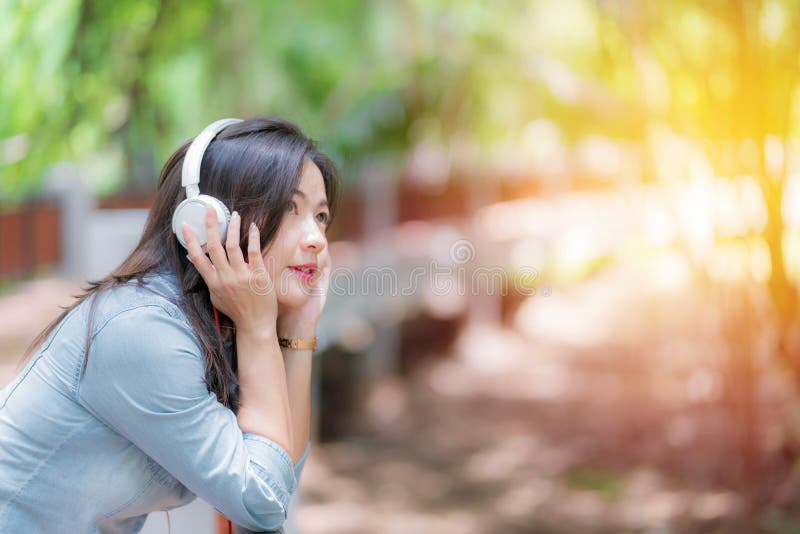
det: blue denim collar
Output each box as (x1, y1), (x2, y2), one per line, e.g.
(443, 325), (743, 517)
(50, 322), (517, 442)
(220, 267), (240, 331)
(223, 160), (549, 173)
(140, 268), (184, 308)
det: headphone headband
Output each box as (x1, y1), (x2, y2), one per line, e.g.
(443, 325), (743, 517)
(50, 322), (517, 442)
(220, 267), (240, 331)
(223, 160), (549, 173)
(172, 118), (241, 249)
(181, 118), (243, 189)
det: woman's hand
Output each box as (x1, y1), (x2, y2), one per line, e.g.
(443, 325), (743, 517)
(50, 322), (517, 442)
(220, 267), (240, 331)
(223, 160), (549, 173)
(276, 247), (332, 339)
(182, 206), (277, 336)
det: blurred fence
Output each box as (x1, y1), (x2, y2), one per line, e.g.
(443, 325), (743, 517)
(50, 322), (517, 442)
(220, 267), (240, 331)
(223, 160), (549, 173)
(0, 199), (61, 280)
(0, 189), (158, 283)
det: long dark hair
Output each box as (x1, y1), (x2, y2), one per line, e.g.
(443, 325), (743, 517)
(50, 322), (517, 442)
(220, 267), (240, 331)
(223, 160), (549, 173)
(17, 117), (340, 412)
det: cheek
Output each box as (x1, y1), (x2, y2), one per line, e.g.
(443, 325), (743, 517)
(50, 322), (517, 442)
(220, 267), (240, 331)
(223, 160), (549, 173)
(276, 282), (309, 308)
(261, 253), (280, 281)
(266, 260), (301, 298)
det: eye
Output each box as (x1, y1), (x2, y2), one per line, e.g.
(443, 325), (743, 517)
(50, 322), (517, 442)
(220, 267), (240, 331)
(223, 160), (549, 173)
(317, 212), (330, 225)
(286, 200), (297, 213)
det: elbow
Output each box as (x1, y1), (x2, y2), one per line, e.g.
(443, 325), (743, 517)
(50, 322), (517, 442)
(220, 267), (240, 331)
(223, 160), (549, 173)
(235, 490), (290, 532)
(237, 507), (287, 533)
(219, 493), (287, 533)
(234, 461), (296, 531)
(233, 432), (299, 530)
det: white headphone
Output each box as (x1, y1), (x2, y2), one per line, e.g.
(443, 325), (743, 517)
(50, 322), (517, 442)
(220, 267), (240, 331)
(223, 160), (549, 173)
(171, 118), (243, 250)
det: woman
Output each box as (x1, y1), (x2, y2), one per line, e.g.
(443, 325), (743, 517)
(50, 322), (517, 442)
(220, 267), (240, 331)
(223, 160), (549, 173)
(0, 116), (338, 533)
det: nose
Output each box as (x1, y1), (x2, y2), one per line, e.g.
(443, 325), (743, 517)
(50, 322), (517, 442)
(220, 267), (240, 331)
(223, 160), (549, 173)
(300, 220), (326, 253)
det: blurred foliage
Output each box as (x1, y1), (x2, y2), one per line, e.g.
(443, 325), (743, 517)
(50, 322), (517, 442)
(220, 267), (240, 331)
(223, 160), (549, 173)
(0, 0), (537, 204)
(2, 0), (800, 231)
(5, 0), (800, 526)
(563, 466), (625, 502)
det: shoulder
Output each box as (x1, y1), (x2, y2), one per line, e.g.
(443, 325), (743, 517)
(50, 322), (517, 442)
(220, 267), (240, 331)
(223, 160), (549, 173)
(77, 300), (212, 428)
(74, 270), (210, 379)
(88, 271), (190, 338)
(85, 271), (204, 365)
(81, 293), (207, 395)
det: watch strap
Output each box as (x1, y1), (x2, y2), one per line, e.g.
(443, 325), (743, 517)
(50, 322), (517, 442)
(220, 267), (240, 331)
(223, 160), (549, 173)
(278, 336), (318, 351)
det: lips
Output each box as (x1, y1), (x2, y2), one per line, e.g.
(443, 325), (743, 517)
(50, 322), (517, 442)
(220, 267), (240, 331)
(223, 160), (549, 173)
(289, 263), (317, 282)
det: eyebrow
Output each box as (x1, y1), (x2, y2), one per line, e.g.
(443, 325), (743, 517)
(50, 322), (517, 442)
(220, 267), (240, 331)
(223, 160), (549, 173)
(292, 189), (329, 209)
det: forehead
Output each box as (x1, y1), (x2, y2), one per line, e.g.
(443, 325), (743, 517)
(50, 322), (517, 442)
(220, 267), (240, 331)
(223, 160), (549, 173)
(296, 160), (326, 197)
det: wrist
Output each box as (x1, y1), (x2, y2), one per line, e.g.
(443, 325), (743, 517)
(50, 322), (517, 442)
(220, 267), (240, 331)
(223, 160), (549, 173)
(276, 319), (317, 340)
(236, 323), (277, 341)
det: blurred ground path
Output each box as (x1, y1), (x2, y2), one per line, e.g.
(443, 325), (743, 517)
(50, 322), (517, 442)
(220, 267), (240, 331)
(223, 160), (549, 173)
(296, 261), (751, 534)
(0, 276), (83, 386)
(0, 248), (755, 533)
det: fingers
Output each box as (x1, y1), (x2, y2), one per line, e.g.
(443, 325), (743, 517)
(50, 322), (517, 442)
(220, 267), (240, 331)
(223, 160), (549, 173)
(319, 247), (332, 270)
(317, 248), (331, 277)
(182, 222), (217, 284)
(204, 205), (233, 277)
(307, 249), (331, 293)
(225, 211), (246, 270)
(319, 259), (332, 286)
(247, 221), (266, 269)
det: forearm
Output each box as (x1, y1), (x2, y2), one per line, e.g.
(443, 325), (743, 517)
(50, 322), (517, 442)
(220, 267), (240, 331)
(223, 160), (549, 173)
(235, 329), (294, 456)
(276, 321), (314, 464)
(280, 347), (312, 464)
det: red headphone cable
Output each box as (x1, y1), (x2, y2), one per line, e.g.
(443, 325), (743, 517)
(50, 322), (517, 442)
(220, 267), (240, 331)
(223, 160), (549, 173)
(212, 305), (234, 534)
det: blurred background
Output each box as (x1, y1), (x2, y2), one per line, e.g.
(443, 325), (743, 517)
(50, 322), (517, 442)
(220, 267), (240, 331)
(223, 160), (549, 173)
(3, 0), (800, 532)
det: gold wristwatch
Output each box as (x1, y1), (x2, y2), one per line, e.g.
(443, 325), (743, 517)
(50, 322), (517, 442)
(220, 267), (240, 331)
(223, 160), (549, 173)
(278, 336), (318, 351)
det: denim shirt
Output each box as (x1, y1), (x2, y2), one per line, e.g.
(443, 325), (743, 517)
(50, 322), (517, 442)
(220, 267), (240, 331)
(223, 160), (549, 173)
(0, 269), (310, 533)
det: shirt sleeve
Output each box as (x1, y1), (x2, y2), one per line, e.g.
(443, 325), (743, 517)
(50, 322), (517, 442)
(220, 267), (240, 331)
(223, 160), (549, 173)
(76, 304), (296, 532)
(293, 440), (311, 485)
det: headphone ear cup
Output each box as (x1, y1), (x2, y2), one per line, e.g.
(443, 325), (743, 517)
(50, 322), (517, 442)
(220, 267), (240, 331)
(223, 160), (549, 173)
(172, 195), (231, 250)
(212, 197), (232, 229)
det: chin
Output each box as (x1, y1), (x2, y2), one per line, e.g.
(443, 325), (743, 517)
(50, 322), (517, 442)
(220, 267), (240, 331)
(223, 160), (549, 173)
(277, 289), (309, 310)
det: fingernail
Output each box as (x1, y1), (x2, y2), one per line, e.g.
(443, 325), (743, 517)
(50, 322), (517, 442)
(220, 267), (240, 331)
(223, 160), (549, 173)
(250, 222), (257, 232)
(232, 211), (239, 220)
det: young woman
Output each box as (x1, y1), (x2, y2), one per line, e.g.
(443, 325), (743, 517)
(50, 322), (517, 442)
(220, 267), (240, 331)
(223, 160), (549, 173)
(0, 117), (338, 533)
